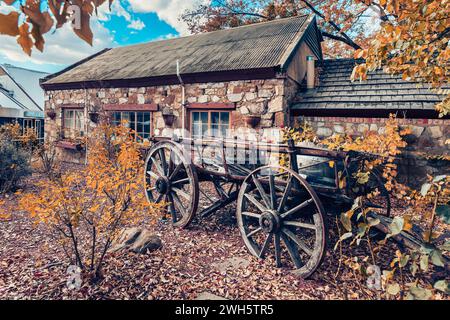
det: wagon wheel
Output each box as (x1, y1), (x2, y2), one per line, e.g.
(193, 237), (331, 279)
(144, 141), (199, 228)
(237, 166), (327, 278)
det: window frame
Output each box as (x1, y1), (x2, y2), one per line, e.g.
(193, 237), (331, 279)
(62, 108), (86, 139)
(189, 109), (231, 139)
(110, 110), (153, 142)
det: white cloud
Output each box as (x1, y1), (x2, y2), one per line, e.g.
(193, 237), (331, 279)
(0, 16), (116, 67)
(128, 19), (146, 30)
(127, 0), (199, 35)
(98, 1), (146, 31)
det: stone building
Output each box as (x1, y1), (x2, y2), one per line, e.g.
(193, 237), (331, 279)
(41, 14), (448, 180)
(41, 15), (323, 162)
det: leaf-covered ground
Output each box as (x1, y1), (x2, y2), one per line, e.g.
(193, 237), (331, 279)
(0, 170), (446, 300)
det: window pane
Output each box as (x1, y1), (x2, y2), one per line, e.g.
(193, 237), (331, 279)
(220, 112), (229, 125)
(211, 112), (219, 125)
(192, 112), (200, 123)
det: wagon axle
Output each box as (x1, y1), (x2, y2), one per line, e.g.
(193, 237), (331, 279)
(259, 211), (281, 234)
(155, 177), (171, 195)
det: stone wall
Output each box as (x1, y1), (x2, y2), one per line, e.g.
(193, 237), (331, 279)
(44, 78), (291, 162)
(295, 115), (450, 186)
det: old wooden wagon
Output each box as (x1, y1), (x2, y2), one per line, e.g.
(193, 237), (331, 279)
(143, 136), (390, 278)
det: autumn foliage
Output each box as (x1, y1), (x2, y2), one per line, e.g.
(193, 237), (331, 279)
(352, 0), (450, 116)
(18, 125), (161, 280)
(0, 0), (115, 55)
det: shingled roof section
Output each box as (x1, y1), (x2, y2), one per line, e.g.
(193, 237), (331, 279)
(43, 15), (321, 89)
(292, 59), (449, 112)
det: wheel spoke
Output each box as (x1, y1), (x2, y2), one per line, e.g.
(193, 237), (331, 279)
(171, 192), (186, 216)
(280, 198), (314, 219)
(283, 220), (316, 230)
(242, 211), (261, 219)
(172, 187), (191, 201)
(252, 175), (271, 209)
(281, 233), (303, 268)
(155, 193), (164, 204)
(244, 193), (268, 213)
(151, 157), (165, 179)
(158, 149), (168, 175)
(166, 194), (177, 223)
(277, 174), (293, 213)
(168, 151), (175, 176)
(282, 228), (313, 256)
(269, 174), (277, 210)
(169, 163), (183, 181)
(274, 233), (282, 267)
(147, 170), (159, 180)
(246, 227), (262, 238)
(172, 178), (190, 185)
(259, 233), (273, 259)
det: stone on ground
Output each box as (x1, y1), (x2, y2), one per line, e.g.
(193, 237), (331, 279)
(212, 257), (251, 274)
(195, 292), (228, 300)
(110, 227), (162, 254)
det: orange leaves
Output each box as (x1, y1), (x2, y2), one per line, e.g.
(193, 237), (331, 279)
(0, 11), (20, 36)
(1, 0), (115, 55)
(352, 0), (450, 116)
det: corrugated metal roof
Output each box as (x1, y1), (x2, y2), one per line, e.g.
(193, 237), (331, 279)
(0, 64), (48, 116)
(292, 59), (449, 111)
(2, 64), (48, 109)
(44, 15), (315, 86)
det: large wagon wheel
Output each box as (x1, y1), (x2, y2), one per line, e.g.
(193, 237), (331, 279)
(144, 141), (199, 228)
(237, 166), (327, 278)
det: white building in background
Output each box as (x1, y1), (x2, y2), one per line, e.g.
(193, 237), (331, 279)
(0, 64), (48, 139)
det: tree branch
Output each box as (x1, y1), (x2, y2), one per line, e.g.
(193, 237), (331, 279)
(299, 0), (361, 50)
(321, 31), (362, 50)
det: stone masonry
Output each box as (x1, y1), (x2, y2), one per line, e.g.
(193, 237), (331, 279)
(44, 77), (298, 163)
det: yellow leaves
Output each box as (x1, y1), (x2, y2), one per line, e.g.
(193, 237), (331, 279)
(356, 0), (449, 117)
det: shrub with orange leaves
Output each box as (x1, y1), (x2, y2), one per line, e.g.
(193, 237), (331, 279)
(19, 124), (163, 281)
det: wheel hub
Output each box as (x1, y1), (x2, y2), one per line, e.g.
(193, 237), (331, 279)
(259, 211), (280, 233)
(155, 176), (171, 194)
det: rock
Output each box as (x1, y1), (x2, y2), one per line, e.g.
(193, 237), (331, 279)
(227, 93), (243, 102)
(187, 96), (197, 103)
(427, 126), (442, 139)
(110, 228), (162, 254)
(247, 103), (265, 115)
(137, 94), (145, 104)
(333, 125), (345, 134)
(245, 92), (257, 101)
(267, 96), (283, 113)
(357, 124), (369, 133)
(317, 127), (333, 137)
(195, 292), (228, 300)
(258, 89), (273, 98)
(410, 126), (425, 137)
(198, 95), (209, 103)
(212, 257), (251, 274)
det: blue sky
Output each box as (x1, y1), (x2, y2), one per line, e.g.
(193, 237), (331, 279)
(0, 0), (198, 74)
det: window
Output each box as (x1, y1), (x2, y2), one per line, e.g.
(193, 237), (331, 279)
(191, 111), (230, 138)
(63, 109), (85, 139)
(112, 111), (151, 142)
(22, 119), (44, 141)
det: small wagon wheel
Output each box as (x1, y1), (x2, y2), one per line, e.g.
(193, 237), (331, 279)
(144, 141), (199, 228)
(237, 166), (327, 278)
